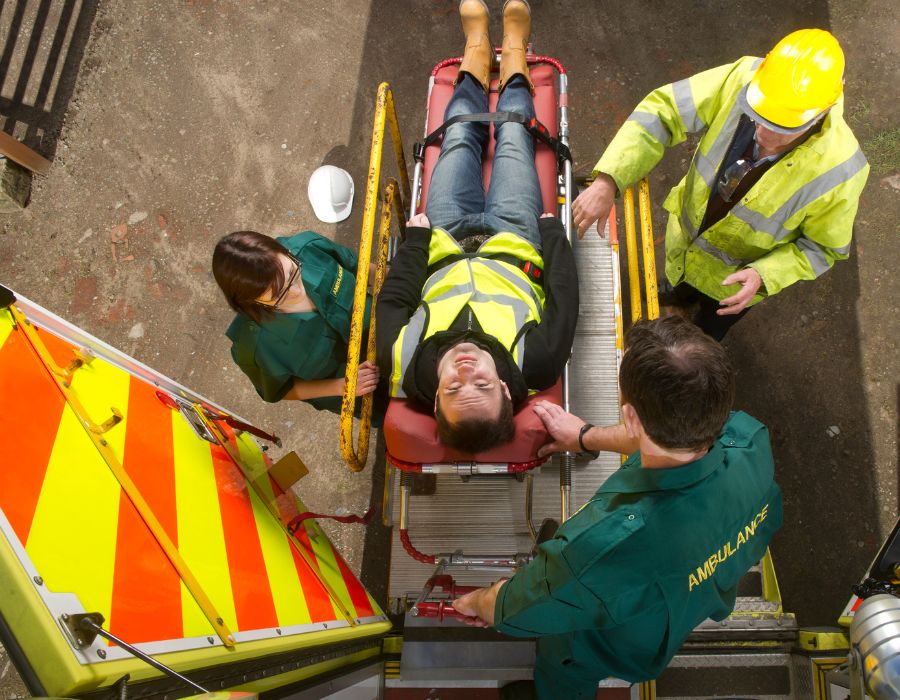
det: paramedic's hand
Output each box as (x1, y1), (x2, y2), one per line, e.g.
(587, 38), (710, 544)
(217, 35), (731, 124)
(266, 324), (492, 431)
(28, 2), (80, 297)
(718, 268), (762, 316)
(573, 172), (616, 239)
(407, 213), (430, 228)
(533, 400), (583, 457)
(355, 361), (380, 396)
(452, 579), (507, 627)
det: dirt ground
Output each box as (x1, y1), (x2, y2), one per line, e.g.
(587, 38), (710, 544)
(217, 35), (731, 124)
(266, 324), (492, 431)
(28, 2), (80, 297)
(0, 0), (897, 691)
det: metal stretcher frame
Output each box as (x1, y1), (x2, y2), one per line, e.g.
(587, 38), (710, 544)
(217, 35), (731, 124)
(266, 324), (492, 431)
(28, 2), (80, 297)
(393, 55), (576, 570)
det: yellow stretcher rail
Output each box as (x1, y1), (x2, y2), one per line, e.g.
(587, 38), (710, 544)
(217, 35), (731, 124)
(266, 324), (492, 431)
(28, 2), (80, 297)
(341, 82), (410, 472)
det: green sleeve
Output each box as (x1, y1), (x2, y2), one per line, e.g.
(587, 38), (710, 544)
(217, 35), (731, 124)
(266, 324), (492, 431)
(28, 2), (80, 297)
(230, 345), (294, 403)
(748, 161), (869, 296)
(494, 539), (612, 637)
(595, 58), (753, 195)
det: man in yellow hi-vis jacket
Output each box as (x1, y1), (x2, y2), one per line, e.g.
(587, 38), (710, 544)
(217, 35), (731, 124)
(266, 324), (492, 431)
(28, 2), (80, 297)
(573, 29), (869, 339)
(376, 0), (579, 453)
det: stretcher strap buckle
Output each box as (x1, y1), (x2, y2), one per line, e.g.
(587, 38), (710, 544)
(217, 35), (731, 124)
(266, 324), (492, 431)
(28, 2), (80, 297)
(414, 111), (573, 171)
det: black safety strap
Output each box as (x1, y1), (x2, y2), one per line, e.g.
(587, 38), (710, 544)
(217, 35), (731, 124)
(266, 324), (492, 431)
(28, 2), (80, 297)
(413, 112), (573, 171)
(427, 251), (543, 286)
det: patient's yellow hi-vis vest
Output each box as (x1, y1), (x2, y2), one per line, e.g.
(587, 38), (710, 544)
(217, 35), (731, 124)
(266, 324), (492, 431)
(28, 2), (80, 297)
(388, 228), (545, 397)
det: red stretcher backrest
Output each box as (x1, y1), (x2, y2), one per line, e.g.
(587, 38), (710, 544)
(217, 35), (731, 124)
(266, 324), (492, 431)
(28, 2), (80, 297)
(385, 62), (563, 465)
(419, 62), (560, 213)
(384, 380), (562, 464)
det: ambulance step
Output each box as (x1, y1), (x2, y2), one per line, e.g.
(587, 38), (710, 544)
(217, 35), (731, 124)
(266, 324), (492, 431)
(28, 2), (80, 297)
(654, 652), (795, 699)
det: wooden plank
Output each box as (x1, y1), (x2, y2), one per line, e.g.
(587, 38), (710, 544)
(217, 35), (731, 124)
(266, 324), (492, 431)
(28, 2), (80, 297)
(0, 131), (50, 176)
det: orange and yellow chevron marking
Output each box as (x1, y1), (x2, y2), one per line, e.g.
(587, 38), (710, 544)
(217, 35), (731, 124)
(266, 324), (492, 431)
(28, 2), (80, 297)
(210, 446), (280, 632)
(9, 306), (235, 647)
(0, 314), (66, 545)
(236, 444), (338, 625)
(172, 412), (237, 638)
(2, 301), (384, 674)
(224, 428), (356, 624)
(109, 379), (183, 644)
(26, 402), (123, 625)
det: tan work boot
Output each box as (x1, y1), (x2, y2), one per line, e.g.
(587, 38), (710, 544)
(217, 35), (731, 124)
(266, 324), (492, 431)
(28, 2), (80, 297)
(456, 0), (492, 92)
(498, 0), (533, 92)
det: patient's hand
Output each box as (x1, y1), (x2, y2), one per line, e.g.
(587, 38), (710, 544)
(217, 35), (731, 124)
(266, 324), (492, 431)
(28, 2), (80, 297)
(407, 213), (430, 228)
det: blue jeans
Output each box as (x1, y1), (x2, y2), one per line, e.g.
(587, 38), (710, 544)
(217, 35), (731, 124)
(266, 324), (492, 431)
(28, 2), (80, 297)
(425, 74), (543, 251)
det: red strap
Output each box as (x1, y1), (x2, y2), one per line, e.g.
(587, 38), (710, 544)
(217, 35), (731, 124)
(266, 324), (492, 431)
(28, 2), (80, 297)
(286, 506), (376, 534)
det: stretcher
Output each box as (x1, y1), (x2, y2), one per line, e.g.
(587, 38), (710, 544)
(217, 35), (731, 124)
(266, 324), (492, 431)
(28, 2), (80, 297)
(339, 49), (628, 626)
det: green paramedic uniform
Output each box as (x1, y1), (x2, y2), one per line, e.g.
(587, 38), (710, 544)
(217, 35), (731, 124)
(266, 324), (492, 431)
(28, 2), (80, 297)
(594, 56), (868, 305)
(226, 231), (372, 415)
(494, 411), (783, 699)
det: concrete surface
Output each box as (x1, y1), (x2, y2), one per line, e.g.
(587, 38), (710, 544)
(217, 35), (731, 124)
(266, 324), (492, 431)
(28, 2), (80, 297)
(0, 0), (896, 689)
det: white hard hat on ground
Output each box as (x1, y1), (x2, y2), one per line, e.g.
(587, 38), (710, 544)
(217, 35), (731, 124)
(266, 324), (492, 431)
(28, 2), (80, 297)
(307, 165), (354, 223)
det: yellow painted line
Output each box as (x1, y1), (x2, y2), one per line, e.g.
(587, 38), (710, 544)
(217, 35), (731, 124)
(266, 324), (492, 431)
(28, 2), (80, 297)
(172, 413), (237, 638)
(247, 483), (314, 626)
(26, 404), (122, 624)
(0, 310), (14, 349)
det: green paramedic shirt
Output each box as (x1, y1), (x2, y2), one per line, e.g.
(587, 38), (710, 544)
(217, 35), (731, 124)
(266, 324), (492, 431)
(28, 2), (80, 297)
(494, 411), (783, 695)
(225, 231), (371, 413)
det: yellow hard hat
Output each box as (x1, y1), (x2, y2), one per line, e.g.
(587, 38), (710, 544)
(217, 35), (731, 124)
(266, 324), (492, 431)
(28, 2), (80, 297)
(739, 28), (844, 134)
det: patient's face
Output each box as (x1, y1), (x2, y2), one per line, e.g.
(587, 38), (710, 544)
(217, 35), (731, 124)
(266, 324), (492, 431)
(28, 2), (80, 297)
(435, 341), (509, 424)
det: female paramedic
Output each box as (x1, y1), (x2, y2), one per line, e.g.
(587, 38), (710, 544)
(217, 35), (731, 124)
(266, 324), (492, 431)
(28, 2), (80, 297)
(212, 230), (384, 422)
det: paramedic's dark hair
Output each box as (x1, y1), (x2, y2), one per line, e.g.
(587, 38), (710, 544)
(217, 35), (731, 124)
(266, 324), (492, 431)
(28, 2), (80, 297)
(620, 316), (734, 451)
(212, 231), (288, 324)
(435, 392), (515, 452)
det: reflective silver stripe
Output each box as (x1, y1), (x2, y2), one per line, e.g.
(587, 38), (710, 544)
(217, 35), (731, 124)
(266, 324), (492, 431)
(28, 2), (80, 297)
(392, 306), (429, 397)
(796, 238), (831, 276)
(685, 102), (744, 199)
(673, 78), (704, 132)
(834, 241), (852, 256)
(692, 235), (748, 267)
(680, 206), (697, 238)
(705, 101), (744, 179)
(478, 258), (543, 307)
(627, 110), (671, 145)
(730, 149), (869, 240)
(693, 152), (718, 188)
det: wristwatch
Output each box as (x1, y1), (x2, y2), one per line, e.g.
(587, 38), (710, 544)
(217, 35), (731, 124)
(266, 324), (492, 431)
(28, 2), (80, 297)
(578, 423), (601, 460)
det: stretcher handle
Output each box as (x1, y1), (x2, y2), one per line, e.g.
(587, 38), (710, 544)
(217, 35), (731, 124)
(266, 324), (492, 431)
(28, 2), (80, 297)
(340, 82), (410, 473)
(411, 600), (477, 623)
(341, 179), (400, 472)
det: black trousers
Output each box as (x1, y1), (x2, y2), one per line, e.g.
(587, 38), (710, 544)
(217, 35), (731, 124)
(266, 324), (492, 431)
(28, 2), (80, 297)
(658, 281), (750, 342)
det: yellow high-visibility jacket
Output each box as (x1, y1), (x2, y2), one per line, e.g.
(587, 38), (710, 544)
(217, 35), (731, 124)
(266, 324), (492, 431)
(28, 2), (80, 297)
(595, 56), (869, 303)
(387, 227), (545, 397)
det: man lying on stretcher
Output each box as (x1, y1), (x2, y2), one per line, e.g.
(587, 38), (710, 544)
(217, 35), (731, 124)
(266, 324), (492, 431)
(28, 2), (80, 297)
(375, 0), (578, 452)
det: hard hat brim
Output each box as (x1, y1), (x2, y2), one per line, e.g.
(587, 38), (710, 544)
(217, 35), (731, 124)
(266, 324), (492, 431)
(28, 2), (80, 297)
(737, 84), (823, 135)
(310, 197), (353, 224)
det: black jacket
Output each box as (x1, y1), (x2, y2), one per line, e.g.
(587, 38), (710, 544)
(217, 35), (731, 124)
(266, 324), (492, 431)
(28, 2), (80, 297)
(375, 217), (579, 407)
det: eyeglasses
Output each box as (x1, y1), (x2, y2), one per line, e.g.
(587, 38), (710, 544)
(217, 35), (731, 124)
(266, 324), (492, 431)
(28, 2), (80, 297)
(717, 158), (754, 203)
(261, 255), (301, 310)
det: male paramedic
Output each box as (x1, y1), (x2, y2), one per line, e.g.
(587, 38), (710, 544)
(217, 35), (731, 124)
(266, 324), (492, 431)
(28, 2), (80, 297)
(573, 29), (868, 339)
(454, 315), (783, 698)
(376, 0), (578, 452)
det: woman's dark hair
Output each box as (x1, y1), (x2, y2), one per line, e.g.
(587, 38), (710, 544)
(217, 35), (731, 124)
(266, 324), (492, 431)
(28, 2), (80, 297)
(212, 231), (289, 323)
(619, 316), (735, 451)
